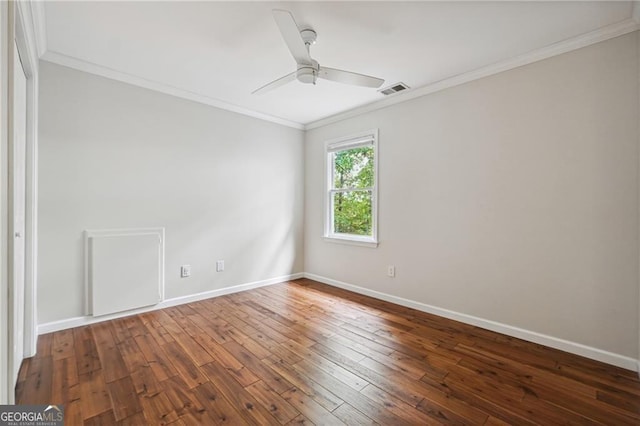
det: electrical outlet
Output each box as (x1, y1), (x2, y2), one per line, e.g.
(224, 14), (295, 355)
(180, 265), (191, 278)
(387, 265), (395, 277)
(216, 260), (225, 272)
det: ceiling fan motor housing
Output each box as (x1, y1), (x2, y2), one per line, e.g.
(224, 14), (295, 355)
(300, 28), (317, 45)
(297, 59), (319, 84)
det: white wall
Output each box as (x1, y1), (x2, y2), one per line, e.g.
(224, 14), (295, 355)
(305, 33), (639, 360)
(38, 61), (304, 324)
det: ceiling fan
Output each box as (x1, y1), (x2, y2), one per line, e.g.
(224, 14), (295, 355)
(252, 10), (384, 95)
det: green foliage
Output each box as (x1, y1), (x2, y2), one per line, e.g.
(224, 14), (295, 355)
(333, 147), (374, 189)
(333, 190), (372, 235)
(332, 147), (374, 236)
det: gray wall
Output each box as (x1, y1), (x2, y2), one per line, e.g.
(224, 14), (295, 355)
(38, 61), (305, 323)
(38, 32), (640, 363)
(305, 33), (639, 358)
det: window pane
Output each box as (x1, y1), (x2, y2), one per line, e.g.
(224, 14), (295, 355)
(333, 146), (374, 189)
(332, 190), (372, 236)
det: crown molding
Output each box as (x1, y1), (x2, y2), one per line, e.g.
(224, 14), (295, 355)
(28, 0), (47, 58)
(35, 13), (639, 133)
(41, 51), (305, 130)
(305, 18), (640, 131)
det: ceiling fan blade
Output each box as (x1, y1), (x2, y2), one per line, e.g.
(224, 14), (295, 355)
(273, 9), (312, 66)
(318, 67), (384, 88)
(252, 71), (296, 95)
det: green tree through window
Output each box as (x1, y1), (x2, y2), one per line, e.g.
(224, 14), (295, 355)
(333, 147), (374, 235)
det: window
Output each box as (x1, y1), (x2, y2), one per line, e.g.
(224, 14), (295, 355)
(324, 130), (378, 247)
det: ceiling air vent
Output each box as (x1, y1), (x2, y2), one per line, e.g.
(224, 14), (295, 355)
(379, 82), (409, 96)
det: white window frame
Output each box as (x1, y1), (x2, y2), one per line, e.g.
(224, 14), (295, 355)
(324, 129), (378, 248)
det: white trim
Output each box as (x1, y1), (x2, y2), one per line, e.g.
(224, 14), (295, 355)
(15, 0), (39, 360)
(5, 1), (17, 402)
(0, 2), (39, 397)
(0, 0), (9, 406)
(323, 129), (378, 152)
(27, 0), (46, 58)
(327, 135), (375, 152)
(637, 14), (640, 381)
(3, 0), (40, 402)
(15, 2), (38, 70)
(324, 129), (379, 246)
(38, 273), (304, 335)
(305, 18), (640, 130)
(322, 236), (378, 248)
(40, 51), (304, 130)
(304, 273), (639, 372)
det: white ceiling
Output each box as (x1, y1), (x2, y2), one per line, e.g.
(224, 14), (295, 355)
(38, 1), (637, 127)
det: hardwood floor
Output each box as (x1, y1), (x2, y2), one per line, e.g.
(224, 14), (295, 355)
(16, 278), (640, 425)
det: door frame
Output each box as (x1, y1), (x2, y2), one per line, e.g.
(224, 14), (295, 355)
(1, 0), (39, 404)
(15, 0), (39, 362)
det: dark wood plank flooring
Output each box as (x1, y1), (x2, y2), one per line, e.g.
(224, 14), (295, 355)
(16, 279), (640, 425)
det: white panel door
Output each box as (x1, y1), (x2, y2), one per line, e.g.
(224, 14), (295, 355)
(11, 40), (27, 384)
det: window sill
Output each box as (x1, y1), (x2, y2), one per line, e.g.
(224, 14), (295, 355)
(323, 236), (378, 248)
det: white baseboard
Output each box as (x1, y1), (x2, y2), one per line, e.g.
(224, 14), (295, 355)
(304, 273), (639, 372)
(38, 273), (304, 334)
(37, 270), (639, 373)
